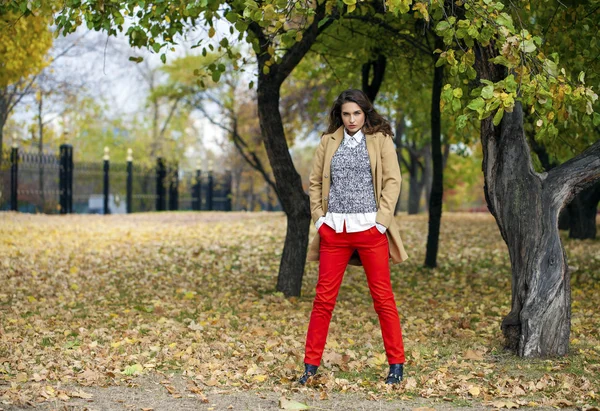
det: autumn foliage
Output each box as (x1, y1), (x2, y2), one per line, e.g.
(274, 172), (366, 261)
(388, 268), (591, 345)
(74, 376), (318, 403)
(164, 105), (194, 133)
(0, 212), (598, 407)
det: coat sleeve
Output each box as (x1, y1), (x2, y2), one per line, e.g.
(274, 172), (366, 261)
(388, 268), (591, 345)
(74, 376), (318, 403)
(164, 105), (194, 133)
(376, 135), (401, 228)
(309, 134), (328, 224)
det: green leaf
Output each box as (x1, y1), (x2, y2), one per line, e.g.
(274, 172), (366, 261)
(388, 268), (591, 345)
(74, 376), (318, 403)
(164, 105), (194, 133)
(225, 11), (238, 23)
(496, 13), (515, 31)
(452, 98), (462, 112)
(543, 59), (558, 77)
(467, 97), (485, 112)
(481, 85), (494, 99)
(211, 70), (221, 82)
(318, 17), (330, 28)
(493, 108), (504, 126)
(593, 112), (600, 127)
(504, 75), (518, 93)
(521, 39), (536, 53)
(128, 56), (144, 63)
(456, 114), (468, 129)
(436, 21), (451, 32)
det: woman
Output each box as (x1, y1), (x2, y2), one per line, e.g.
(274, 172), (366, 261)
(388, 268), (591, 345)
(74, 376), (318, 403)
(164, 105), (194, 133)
(300, 89), (409, 385)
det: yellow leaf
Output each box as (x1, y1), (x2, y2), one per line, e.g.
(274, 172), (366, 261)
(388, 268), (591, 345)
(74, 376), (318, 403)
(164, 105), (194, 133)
(468, 386), (481, 396)
(16, 372), (28, 382)
(208, 27), (216, 38)
(464, 349), (484, 360)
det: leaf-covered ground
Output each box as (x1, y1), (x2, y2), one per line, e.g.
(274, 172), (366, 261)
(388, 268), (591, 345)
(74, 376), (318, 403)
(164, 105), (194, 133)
(0, 212), (598, 410)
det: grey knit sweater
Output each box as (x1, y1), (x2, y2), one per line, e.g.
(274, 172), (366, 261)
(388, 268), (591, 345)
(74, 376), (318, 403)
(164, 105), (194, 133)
(328, 136), (377, 213)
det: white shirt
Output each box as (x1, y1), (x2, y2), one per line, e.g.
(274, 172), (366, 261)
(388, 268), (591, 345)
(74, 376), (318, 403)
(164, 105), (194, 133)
(316, 128), (386, 234)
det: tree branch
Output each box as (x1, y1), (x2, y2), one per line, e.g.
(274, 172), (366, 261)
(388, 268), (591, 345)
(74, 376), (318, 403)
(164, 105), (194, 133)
(545, 139), (600, 208)
(191, 100), (278, 193)
(159, 97), (182, 139)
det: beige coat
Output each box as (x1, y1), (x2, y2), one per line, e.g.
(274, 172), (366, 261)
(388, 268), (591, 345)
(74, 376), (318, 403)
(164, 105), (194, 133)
(307, 126), (409, 265)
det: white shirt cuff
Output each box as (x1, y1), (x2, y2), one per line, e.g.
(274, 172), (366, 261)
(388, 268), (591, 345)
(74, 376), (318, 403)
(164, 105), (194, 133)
(316, 216), (325, 230)
(375, 222), (387, 234)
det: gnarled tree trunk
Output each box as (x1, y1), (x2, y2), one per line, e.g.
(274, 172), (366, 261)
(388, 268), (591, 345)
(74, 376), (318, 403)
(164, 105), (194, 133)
(476, 44), (600, 356)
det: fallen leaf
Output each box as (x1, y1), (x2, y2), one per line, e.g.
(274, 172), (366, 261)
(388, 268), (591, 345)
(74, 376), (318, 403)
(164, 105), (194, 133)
(469, 386), (481, 396)
(71, 390), (93, 399)
(464, 350), (484, 360)
(279, 397), (310, 410)
(404, 377), (417, 390)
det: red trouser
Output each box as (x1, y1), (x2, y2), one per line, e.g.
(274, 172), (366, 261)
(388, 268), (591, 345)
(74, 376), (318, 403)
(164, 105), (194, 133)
(304, 223), (405, 366)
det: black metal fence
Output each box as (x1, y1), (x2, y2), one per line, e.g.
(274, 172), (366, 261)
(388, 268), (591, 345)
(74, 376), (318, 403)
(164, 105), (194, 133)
(0, 144), (232, 214)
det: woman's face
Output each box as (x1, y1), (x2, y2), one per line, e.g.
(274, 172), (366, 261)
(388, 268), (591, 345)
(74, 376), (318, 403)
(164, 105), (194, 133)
(340, 102), (365, 136)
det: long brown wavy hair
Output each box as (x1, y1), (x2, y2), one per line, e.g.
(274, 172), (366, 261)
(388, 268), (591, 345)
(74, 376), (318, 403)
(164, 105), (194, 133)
(325, 89), (393, 136)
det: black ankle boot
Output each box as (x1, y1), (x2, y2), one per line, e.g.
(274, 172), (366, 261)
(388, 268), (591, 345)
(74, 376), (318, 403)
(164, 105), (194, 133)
(385, 363), (403, 384)
(298, 363), (318, 385)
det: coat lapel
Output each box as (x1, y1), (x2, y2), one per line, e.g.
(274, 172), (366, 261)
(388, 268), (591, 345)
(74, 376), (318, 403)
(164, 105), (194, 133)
(365, 132), (377, 181)
(324, 126), (344, 174)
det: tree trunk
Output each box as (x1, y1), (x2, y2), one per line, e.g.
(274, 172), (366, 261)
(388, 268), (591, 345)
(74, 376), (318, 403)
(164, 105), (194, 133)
(424, 47), (445, 268)
(256, 83), (311, 297)
(475, 43), (600, 356)
(566, 182), (600, 239)
(0, 92), (6, 170)
(362, 53), (387, 103)
(424, 144), (432, 205)
(394, 113), (405, 214)
(407, 168), (423, 215)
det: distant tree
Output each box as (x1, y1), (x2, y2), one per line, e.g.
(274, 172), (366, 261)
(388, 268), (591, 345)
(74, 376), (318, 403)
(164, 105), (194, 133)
(0, 11), (52, 165)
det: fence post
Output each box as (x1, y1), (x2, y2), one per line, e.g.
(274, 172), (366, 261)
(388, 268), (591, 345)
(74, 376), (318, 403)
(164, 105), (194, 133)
(59, 144), (73, 214)
(169, 165), (179, 211)
(67, 145), (73, 213)
(207, 160), (213, 211)
(156, 157), (166, 211)
(126, 148), (133, 214)
(192, 162), (201, 211)
(10, 143), (18, 212)
(225, 169), (232, 211)
(103, 147), (110, 214)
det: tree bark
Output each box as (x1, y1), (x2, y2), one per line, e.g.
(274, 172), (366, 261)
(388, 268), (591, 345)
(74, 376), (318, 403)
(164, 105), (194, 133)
(475, 43), (600, 356)
(424, 41), (445, 268)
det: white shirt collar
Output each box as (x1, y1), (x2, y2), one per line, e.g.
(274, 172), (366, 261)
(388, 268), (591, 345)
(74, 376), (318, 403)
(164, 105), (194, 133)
(343, 128), (364, 144)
